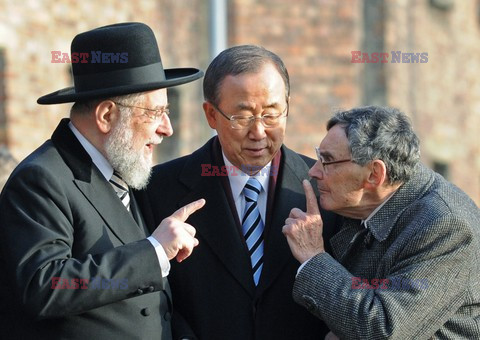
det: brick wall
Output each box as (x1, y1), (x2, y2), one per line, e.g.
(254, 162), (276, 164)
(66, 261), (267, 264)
(230, 0), (362, 156)
(383, 0), (480, 204)
(228, 0), (480, 204)
(1, 0), (478, 204)
(0, 0), (208, 163)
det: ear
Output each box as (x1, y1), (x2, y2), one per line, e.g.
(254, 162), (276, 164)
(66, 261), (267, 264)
(203, 101), (218, 129)
(95, 100), (118, 134)
(364, 160), (387, 190)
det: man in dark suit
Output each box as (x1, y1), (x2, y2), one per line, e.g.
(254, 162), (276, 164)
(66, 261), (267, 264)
(283, 106), (480, 339)
(0, 22), (205, 339)
(141, 45), (337, 340)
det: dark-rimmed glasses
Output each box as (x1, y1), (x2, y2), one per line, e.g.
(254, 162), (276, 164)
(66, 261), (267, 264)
(315, 147), (353, 170)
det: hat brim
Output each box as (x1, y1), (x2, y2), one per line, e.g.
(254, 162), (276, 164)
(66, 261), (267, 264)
(37, 68), (203, 104)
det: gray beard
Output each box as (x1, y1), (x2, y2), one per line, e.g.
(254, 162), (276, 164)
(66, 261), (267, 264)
(104, 119), (154, 190)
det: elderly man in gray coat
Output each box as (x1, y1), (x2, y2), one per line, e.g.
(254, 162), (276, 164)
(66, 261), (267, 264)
(283, 106), (480, 339)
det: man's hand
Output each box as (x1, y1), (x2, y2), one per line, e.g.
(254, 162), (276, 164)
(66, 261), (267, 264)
(282, 180), (325, 263)
(152, 199), (205, 262)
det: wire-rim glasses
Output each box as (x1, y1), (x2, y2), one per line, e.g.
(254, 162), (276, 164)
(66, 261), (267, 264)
(212, 102), (289, 129)
(113, 101), (170, 120)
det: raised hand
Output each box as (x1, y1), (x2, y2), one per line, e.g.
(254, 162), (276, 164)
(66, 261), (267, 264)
(282, 180), (324, 263)
(152, 198), (206, 262)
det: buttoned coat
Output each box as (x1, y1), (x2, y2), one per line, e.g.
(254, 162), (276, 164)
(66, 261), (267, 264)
(293, 164), (480, 339)
(139, 137), (338, 340)
(0, 119), (172, 339)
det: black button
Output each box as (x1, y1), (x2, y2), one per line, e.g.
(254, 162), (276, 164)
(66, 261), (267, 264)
(163, 312), (171, 321)
(136, 288), (144, 295)
(147, 286), (154, 292)
(141, 308), (150, 316)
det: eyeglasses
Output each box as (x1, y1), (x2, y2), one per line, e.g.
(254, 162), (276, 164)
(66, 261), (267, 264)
(113, 101), (170, 120)
(315, 147), (353, 170)
(211, 103), (289, 129)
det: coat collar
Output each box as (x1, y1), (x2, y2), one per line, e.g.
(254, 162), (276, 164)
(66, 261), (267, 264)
(329, 164), (435, 260)
(259, 145), (315, 293)
(175, 137), (315, 296)
(51, 118), (146, 243)
(367, 163), (435, 242)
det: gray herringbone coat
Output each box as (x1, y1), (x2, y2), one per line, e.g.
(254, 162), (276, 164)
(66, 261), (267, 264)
(293, 164), (480, 339)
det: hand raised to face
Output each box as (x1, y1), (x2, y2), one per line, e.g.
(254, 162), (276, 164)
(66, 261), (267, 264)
(282, 180), (325, 263)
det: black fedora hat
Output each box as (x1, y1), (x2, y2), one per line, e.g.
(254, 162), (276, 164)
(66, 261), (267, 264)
(38, 22), (203, 104)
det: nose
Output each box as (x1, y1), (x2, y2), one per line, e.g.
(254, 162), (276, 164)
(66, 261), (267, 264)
(156, 114), (173, 137)
(248, 118), (267, 140)
(309, 160), (324, 180)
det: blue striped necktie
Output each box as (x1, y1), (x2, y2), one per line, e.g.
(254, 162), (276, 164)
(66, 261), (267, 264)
(242, 178), (264, 286)
(109, 172), (130, 211)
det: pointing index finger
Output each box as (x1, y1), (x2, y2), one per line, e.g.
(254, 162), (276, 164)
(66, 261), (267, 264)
(303, 179), (320, 215)
(172, 198), (206, 222)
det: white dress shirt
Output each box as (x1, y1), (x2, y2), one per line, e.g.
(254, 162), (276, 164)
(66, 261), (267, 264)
(222, 153), (270, 223)
(68, 121), (170, 277)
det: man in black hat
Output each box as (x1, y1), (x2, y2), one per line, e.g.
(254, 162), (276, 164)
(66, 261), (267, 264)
(0, 22), (204, 339)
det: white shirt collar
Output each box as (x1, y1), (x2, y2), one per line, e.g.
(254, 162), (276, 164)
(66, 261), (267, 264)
(68, 121), (113, 181)
(222, 153), (270, 200)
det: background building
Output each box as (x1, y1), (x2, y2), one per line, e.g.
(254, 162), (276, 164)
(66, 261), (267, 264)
(0, 0), (478, 204)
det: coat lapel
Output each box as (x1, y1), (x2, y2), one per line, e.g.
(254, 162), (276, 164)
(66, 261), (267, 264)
(129, 189), (150, 235)
(329, 217), (364, 263)
(176, 139), (255, 296)
(74, 177), (146, 243)
(367, 164), (435, 242)
(257, 146), (311, 294)
(52, 119), (146, 244)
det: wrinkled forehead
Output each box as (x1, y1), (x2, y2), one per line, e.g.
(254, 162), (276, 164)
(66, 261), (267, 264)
(143, 88), (168, 107)
(319, 125), (351, 158)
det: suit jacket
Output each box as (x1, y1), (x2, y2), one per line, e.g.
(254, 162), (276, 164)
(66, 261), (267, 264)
(293, 164), (480, 339)
(139, 137), (338, 340)
(0, 119), (172, 339)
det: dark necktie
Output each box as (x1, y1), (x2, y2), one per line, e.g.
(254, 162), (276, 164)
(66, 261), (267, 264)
(109, 172), (130, 211)
(242, 178), (264, 286)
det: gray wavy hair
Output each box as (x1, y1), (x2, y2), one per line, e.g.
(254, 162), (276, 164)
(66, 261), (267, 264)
(327, 106), (420, 184)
